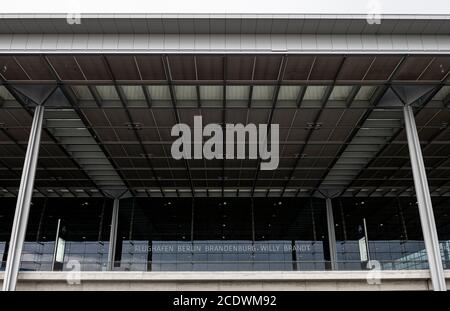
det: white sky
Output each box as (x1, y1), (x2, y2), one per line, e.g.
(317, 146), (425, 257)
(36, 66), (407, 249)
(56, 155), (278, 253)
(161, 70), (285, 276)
(0, 0), (449, 14)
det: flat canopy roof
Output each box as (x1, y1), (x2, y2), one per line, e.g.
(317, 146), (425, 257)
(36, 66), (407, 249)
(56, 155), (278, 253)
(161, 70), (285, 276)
(1, 13), (450, 35)
(0, 53), (449, 198)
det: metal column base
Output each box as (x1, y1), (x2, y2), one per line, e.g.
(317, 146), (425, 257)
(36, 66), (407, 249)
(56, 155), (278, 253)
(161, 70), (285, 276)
(326, 198), (338, 270)
(107, 199), (120, 271)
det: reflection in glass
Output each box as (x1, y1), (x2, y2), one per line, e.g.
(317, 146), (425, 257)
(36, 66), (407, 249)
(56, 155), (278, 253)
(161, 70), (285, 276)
(0, 195), (449, 271)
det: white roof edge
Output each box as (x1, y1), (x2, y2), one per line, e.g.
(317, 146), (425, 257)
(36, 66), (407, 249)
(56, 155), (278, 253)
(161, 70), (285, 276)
(0, 13), (450, 19)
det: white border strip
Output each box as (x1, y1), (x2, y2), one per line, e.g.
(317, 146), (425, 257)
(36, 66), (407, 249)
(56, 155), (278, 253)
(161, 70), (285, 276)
(1, 34), (449, 54)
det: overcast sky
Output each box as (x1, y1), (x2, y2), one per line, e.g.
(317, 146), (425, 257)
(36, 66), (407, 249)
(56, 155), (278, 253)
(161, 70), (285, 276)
(1, 0), (449, 14)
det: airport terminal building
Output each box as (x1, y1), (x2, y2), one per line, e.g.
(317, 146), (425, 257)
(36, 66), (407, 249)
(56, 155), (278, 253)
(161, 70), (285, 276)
(0, 13), (449, 291)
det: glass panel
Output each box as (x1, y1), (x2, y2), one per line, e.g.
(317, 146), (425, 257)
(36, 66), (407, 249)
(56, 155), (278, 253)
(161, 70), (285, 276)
(329, 86), (352, 100)
(122, 85), (145, 100)
(252, 86), (275, 100)
(147, 85), (171, 100)
(226, 86), (249, 100)
(334, 197), (429, 270)
(0, 86), (14, 100)
(355, 86), (377, 100)
(71, 85), (94, 100)
(199, 86), (222, 100)
(303, 86), (326, 100)
(96, 85), (119, 100)
(15, 198), (113, 271)
(174, 85), (197, 100)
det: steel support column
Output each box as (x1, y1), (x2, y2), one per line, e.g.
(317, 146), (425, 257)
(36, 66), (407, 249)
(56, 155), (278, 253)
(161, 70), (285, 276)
(403, 104), (446, 291)
(107, 198), (120, 271)
(325, 198), (338, 270)
(2, 104), (45, 291)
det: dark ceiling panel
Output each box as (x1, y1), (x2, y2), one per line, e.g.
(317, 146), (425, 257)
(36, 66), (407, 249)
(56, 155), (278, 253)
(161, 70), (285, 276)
(105, 55), (141, 80)
(0, 56), (29, 80)
(38, 144), (67, 157)
(158, 128), (174, 141)
(416, 108), (450, 128)
(309, 128), (333, 141)
(226, 55), (255, 80)
(364, 56), (403, 81)
(308, 56), (344, 81)
(5, 109), (32, 126)
(278, 128), (290, 141)
(225, 108), (248, 124)
(47, 55), (85, 80)
(337, 109), (367, 127)
(38, 157), (76, 168)
(0, 131), (11, 142)
(14, 56), (54, 80)
(149, 158), (170, 168)
(196, 56), (223, 80)
(111, 158), (135, 168)
(281, 144), (302, 157)
(292, 109), (320, 126)
(81, 109), (110, 126)
(102, 109), (130, 126)
(4, 128), (31, 141)
(201, 108), (222, 124)
(247, 109), (270, 124)
(302, 145), (326, 157)
(329, 128), (352, 141)
(337, 56), (374, 80)
(143, 144), (166, 157)
(0, 110), (29, 127)
(152, 109), (177, 126)
(0, 144), (24, 157)
(317, 109), (346, 127)
(285, 129), (309, 141)
(167, 55), (196, 80)
(135, 55), (166, 80)
(395, 56), (434, 80)
(419, 56), (450, 81)
(321, 145), (340, 157)
(380, 144), (405, 157)
(272, 109), (295, 126)
(34, 180), (94, 188)
(95, 128), (119, 141)
(253, 55), (282, 80)
(104, 144), (129, 157)
(422, 143), (447, 157)
(414, 108), (441, 127)
(128, 109), (156, 127)
(283, 56), (315, 80)
(179, 108), (200, 126)
(131, 158), (151, 168)
(115, 128), (138, 141)
(418, 127), (445, 142)
(75, 56), (112, 80)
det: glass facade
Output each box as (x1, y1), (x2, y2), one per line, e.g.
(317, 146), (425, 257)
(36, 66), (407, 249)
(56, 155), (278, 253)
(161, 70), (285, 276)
(1, 196), (448, 272)
(333, 197), (450, 270)
(0, 198), (112, 271)
(433, 197), (450, 269)
(115, 198), (327, 271)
